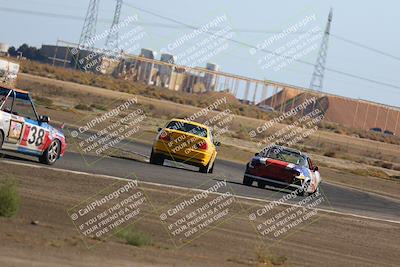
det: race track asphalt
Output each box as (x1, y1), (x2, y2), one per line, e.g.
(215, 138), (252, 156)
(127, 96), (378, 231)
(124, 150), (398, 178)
(1, 138), (399, 222)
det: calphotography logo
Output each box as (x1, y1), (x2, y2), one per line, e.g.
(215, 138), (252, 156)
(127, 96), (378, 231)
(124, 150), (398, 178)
(251, 13), (322, 72)
(67, 178), (151, 248)
(157, 180), (243, 248)
(160, 14), (236, 68)
(68, 97), (148, 164)
(249, 190), (326, 240)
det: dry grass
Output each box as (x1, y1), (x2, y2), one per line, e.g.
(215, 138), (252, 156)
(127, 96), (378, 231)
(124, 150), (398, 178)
(255, 245), (288, 266)
(18, 59), (400, 147)
(348, 168), (390, 180)
(19, 60), (278, 121)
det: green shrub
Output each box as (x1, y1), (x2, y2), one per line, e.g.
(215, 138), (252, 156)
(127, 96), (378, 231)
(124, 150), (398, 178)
(0, 179), (21, 217)
(255, 245), (287, 266)
(115, 227), (152, 247)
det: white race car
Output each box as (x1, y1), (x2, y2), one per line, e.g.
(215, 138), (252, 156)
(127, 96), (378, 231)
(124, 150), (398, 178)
(0, 85), (67, 165)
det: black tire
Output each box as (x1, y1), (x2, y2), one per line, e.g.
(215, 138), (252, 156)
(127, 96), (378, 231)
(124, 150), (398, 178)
(299, 181), (311, 197)
(257, 181), (266, 189)
(311, 185), (320, 195)
(39, 139), (61, 165)
(243, 175), (252, 186)
(0, 131), (5, 159)
(149, 150), (164, 165)
(0, 131), (3, 149)
(208, 161), (215, 173)
(199, 160), (211, 173)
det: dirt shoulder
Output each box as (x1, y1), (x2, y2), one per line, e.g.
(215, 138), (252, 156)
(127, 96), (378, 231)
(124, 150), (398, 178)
(0, 161), (399, 267)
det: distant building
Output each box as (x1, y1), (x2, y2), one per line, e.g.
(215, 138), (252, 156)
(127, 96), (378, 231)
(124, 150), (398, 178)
(40, 44), (101, 71)
(0, 59), (19, 86)
(0, 43), (9, 56)
(182, 72), (205, 93)
(138, 48), (157, 85)
(158, 53), (176, 88)
(204, 63), (219, 91)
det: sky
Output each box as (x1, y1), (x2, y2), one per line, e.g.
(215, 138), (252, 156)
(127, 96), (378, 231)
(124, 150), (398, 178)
(0, 0), (399, 107)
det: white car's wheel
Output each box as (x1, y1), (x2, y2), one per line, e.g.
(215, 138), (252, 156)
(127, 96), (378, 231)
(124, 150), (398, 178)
(39, 140), (61, 165)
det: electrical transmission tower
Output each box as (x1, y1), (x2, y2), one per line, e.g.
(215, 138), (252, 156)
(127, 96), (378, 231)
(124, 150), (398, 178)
(309, 8), (333, 92)
(105, 0), (123, 52)
(79, 0), (100, 49)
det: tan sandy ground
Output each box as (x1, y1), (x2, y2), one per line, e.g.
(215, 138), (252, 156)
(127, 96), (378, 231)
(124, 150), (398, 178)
(0, 161), (399, 267)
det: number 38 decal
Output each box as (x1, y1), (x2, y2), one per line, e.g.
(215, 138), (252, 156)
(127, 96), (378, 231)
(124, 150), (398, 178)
(28, 126), (45, 147)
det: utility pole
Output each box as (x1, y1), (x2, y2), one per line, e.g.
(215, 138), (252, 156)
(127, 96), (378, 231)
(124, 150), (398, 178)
(79, 0), (100, 50)
(105, 0), (123, 53)
(310, 8), (333, 92)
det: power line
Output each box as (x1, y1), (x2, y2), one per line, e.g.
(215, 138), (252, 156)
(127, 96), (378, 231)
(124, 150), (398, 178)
(330, 33), (400, 62)
(0, 7), (314, 33)
(0, 6), (111, 23)
(122, 1), (400, 91)
(0, 7), (315, 34)
(2, 5), (400, 91)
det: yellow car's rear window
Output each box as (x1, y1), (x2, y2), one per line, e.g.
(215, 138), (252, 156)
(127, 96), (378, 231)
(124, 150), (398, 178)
(166, 121), (207, 138)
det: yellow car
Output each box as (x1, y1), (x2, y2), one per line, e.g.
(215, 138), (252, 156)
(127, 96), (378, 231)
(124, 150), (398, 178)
(150, 119), (220, 173)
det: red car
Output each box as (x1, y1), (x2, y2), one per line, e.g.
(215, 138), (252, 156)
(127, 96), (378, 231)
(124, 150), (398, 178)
(243, 146), (321, 196)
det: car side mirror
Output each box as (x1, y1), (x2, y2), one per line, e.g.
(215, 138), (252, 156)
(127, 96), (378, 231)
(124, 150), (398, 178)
(39, 115), (50, 123)
(313, 166), (319, 171)
(157, 127), (162, 132)
(214, 141), (221, 147)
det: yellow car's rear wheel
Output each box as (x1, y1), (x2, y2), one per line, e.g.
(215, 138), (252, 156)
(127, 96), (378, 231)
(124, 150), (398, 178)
(199, 159), (214, 173)
(150, 149), (164, 165)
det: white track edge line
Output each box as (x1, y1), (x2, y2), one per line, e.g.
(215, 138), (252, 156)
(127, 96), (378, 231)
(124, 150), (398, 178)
(2, 159), (399, 225)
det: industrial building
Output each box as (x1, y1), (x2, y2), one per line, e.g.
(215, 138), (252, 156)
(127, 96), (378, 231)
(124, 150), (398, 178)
(0, 43), (9, 56)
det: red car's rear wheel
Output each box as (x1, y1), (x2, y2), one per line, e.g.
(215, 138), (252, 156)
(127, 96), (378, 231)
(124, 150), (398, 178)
(243, 175), (253, 186)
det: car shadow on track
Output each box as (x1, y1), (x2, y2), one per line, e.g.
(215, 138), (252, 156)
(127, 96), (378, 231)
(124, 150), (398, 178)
(0, 151), (39, 164)
(213, 178), (293, 195)
(150, 160), (201, 174)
